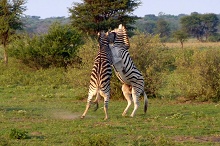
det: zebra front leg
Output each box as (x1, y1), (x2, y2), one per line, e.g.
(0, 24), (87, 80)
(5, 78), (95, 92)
(81, 94), (93, 119)
(122, 84), (132, 116)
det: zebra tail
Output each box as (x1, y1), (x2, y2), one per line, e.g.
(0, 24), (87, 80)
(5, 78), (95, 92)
(144, 92), (148, 113)
(93, 92), (100, 111)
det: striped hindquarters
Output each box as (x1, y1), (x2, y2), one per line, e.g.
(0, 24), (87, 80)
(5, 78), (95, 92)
(88, 32), (112, 95)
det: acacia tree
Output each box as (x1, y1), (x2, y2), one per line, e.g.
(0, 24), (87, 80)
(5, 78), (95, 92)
(180, 12), (219, 41)
(173, 30), (188, 48)
(201, 13), (219, 40)
(180, 12), (203, 41)
(0, 0), (26, 64)
(69, 0), (141, 36)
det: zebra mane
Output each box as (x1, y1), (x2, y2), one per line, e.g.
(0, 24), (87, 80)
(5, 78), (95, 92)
(113, 24), (130, 50)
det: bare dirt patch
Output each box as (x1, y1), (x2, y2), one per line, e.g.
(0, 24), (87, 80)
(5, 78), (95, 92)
(52, 111), (81, 120)
(51, 110), (96, 120)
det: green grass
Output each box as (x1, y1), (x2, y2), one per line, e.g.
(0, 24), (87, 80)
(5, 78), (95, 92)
(1, 41), (220, 145)
(0, 85), (220, 146)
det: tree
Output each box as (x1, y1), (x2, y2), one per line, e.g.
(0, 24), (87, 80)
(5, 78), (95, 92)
(155, 18), (170, 38)
(144, 21), (156, 34)
(201, 13), (219, 40)
(0, 0), (26, 64)
(180, 12), (203, 41)
(172, 30), (188, 48)
(69, 0), (141, 36)
(180, 12), (219, 41)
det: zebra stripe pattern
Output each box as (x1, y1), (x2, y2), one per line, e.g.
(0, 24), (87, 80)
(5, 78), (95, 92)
(108, 24), (148, 117)
(81, 32), (112, 120)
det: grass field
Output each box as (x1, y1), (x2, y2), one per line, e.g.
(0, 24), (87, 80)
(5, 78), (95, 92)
(1, 40), (220, 145)
(165, 41), (220, 49)
(1, 85), (220, 146)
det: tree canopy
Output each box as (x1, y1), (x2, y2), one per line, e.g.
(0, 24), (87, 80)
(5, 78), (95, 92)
(180, 12), (219, 41)
(69, 0), (141, 36)
(155, 18), (171, 38)
(172, 30), (188, 48)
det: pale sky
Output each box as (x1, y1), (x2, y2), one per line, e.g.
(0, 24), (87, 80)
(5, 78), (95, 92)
(24, 0), (220, 19)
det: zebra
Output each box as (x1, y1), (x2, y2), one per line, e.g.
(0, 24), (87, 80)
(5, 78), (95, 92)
(81, 31), (113, 120)
(107, 24), (148, 117)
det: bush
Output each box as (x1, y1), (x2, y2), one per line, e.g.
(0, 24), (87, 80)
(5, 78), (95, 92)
(8, 23), (83, 69)
(208, 34), (220, 42)
(160, 48), (220, 101)
(9, 128), (29, 139)
(129, 33), (169, 98)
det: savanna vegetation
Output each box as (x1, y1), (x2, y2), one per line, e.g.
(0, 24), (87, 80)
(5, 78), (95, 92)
(1, 0), (220, 145)
(1, 32), (220, 145)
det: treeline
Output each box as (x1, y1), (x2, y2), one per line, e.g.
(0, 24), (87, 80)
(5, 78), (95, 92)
(22, 12), (220, 42)
(136, 12), (220, 42)
(21, 15), (70, 34)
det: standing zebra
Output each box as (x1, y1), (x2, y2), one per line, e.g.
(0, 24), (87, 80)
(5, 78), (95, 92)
(81, 32), (113, 120)
(107, 24), (148, 117)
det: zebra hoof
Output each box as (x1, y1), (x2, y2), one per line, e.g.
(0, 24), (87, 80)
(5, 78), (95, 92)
(130, 115), (134, 118)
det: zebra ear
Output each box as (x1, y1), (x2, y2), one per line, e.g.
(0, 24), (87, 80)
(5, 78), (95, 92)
(122, 25), (125, 30)
(113, 32), (116, 39)
(118, 24), (123, 29)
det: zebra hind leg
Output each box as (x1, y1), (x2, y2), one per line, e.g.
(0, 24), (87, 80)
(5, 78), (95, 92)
(130, 89), (140, 117)
(122, 84), (132, 116)
(100, 91), (110, 120)
(81, 94), (93, 119)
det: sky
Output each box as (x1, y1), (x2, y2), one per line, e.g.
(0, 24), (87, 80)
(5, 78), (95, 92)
(24, 0), (220, 19)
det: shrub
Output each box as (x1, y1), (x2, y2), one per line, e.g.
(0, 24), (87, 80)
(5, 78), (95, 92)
(129, 33), (169, 98)
(208, 34), (220, 42)
(160, 48), (220, 101)
(9, 128), (29, 139)
(8, 23), (83, 69)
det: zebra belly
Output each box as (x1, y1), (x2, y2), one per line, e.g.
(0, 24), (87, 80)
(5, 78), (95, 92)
(113, 64), (131, 84)
(115, 71), (130, 84)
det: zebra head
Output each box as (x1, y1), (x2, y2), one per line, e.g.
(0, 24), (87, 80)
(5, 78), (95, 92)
(106, 31), (116, 45)
(106, 24), (130, 50)
(98, 31), (108, 47)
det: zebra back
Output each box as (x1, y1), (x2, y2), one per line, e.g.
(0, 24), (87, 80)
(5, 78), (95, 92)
(89, 32), (112, 88)
(97, 32), (113, 65)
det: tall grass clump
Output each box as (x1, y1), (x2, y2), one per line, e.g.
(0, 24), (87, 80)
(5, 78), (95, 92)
(65, 37), (97, 96)
(0, 58), (67, 87)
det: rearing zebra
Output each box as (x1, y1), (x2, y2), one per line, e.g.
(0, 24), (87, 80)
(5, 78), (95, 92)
(107, 24), (148, 117)
(81, 31), (113, 120)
